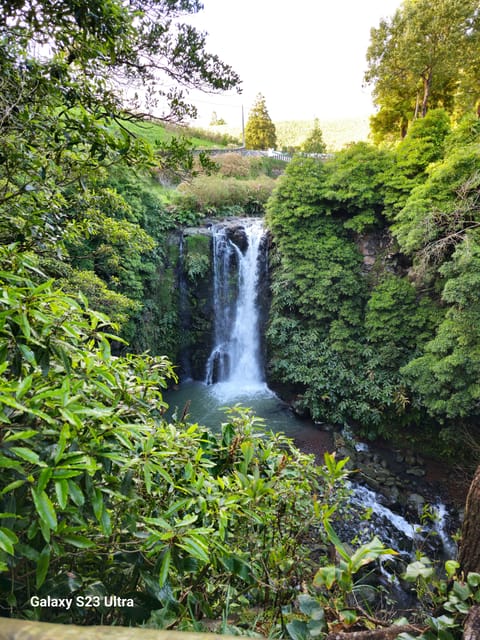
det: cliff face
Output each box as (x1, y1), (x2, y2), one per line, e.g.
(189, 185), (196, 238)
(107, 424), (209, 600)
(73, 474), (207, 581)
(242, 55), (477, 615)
(355, 228), (411, 278)
(178, 228), (213, 380)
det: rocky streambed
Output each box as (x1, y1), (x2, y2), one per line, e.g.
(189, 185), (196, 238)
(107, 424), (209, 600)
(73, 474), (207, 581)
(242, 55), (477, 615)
(294, 424), (466, 560)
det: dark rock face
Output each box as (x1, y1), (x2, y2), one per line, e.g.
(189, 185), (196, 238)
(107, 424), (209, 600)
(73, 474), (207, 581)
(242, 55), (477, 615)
(177, 231), (214, 380)
(227, 224), (249, 252)
(355, 228), (412, 276)
(256, 231), (271, 379)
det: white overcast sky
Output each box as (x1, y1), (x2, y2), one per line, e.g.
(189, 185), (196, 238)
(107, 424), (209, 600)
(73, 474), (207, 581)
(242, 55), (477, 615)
(184, 0), (403, 125)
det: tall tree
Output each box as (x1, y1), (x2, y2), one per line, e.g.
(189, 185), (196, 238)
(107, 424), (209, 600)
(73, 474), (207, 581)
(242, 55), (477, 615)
(245, 93), (277, 150)
(301, 118), (327, 154)
(365, 0), (480, 141)
(0, 0), (242, 352)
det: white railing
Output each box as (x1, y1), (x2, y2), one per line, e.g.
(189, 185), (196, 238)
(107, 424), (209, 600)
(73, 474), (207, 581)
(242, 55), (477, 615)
(198, 148), (334, 163)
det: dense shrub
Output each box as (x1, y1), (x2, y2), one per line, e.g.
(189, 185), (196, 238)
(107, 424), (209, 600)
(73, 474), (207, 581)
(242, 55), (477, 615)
(173, 174), (277, 217)
(0, 248), (334, 626)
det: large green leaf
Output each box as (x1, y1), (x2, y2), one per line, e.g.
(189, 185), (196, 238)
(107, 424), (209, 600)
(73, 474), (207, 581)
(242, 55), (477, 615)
(158, 548), (171, 587)
(63, 535), (96, 549)
(31, 488), (58, 531)
(36, 546), (50, 589)
(55, 480), (68, 509)
(0, 528), (18, 555)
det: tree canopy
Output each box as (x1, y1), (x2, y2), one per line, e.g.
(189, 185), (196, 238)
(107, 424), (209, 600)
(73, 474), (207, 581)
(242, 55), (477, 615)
(365, 0), (480, 141)
(1, 0), (240, 122)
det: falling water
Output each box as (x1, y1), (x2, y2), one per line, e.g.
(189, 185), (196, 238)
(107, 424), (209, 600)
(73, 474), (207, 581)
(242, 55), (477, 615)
(205, 219), (267, 394)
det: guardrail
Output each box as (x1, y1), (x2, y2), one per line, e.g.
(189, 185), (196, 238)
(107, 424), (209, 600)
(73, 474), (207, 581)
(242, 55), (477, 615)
(195, 148), (334, 163)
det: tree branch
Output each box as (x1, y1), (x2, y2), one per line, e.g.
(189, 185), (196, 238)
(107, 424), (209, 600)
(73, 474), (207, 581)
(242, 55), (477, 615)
(326, 624), (425, 639)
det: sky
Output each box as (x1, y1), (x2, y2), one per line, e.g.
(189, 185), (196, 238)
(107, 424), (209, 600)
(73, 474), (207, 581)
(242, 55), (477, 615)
(184, 0), (403, 126)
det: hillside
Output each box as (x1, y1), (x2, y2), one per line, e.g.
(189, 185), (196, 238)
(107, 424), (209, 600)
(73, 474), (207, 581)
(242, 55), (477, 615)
(205, 115), (372, 151)
(125, 116), (372, 153)
(276, 116), (371, 151)
(123, 120), (225, 148)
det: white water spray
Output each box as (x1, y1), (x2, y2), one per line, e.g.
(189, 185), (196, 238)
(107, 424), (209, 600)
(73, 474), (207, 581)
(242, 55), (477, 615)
(205, 219), (268, 397)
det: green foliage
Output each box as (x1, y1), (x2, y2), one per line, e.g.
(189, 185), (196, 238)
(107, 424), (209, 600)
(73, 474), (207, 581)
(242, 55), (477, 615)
(183, 235), (211, 283)
(398, 557), (480, 640)
(0, 248), (339, 627)
(58, 164), (183, 353)
(392, 140), (480, 256)
(245, 94), (277, 150)
(365, 0), (479, 140)
(59, 269), (142, 327)
(402, 236), (480, 422)
(285, 496), (396, 639)
(289, 549), (480, 639)
(395, 109), (451, 180)
(185, 125), (240, 148)
(266, 155), (430, 435)
(123, 120), (239, 151)
(172, 174), (277, 217)
(323, 142), (394, 231)
(365, 276), (437, 368)
(0, 0), (242, 359)
(385, 109), (452, 218)
(301, 119), (327, 154)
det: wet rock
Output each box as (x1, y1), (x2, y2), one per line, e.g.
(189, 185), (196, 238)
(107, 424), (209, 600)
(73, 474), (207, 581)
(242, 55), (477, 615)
(291, 400), (309, 418)
(405, 452), (417, 466)
(337, 446), (352, 460)
(407, 493), (425, 515)
(227, 225), (248, 252)
(316, 422), (335, 432)
(359, 472), (382, 492)
(382, 485), (400, 505)
(333, 432), (346, 448)
(407, 466), (426, 477)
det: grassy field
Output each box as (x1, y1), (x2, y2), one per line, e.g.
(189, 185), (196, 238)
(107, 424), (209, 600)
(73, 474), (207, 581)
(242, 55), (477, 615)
(123, 120), (226, 149)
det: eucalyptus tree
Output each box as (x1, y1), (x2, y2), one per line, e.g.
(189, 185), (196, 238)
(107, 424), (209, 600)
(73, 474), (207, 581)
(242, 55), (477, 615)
(365, 0), (480, 141)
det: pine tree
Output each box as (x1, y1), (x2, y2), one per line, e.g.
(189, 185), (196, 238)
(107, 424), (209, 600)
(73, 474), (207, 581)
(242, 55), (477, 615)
(301, 118), (327, 153)
(245, 94), (277, 150)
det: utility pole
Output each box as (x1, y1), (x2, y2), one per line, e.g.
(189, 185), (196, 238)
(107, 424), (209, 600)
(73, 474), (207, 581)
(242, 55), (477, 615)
(241, 104), (245, 147)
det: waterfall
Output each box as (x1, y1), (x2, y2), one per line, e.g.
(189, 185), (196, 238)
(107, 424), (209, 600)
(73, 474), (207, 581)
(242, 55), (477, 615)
(205, 219), (268, 394)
